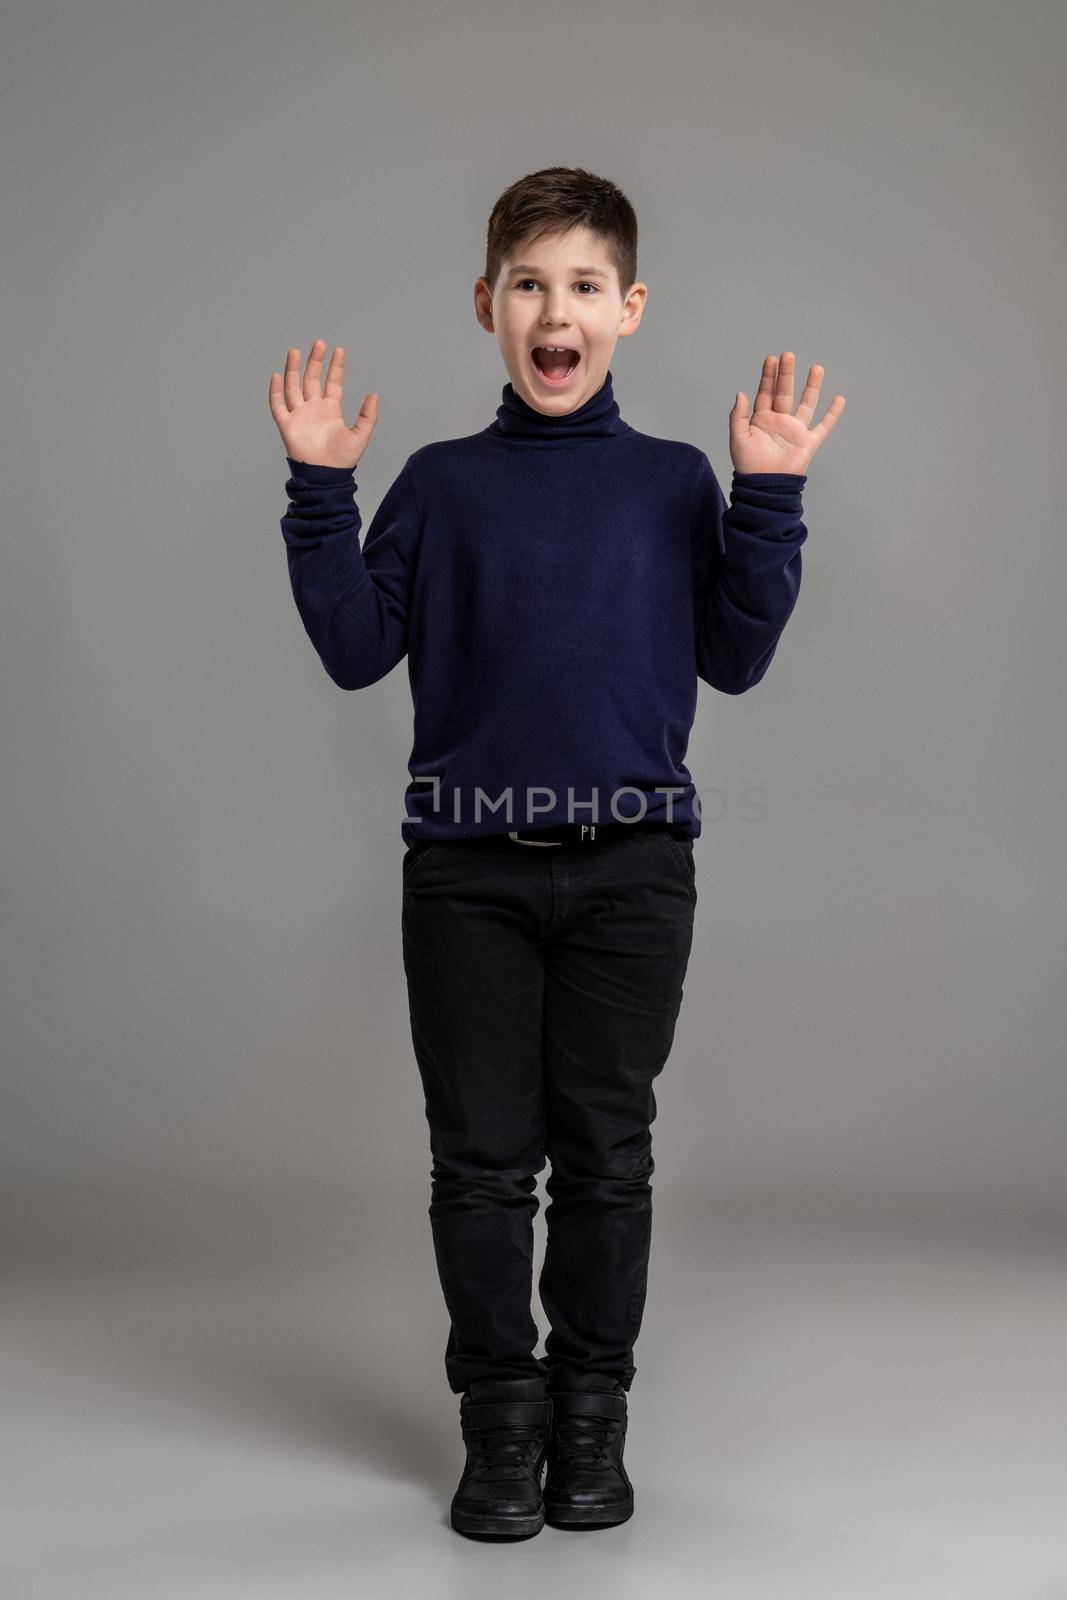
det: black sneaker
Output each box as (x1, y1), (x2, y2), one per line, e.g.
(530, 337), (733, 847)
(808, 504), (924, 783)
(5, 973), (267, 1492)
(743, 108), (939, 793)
(450, 1377), (553, 1539)
(543, 1378), (634, 1528)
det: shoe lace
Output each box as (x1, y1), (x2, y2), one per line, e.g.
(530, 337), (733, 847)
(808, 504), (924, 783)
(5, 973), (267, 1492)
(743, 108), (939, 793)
(470, 1422), (544, 1474)
(552, 1414), (619, 1468)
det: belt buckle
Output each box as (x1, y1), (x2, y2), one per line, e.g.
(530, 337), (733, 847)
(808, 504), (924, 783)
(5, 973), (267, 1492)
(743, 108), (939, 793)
(508, 829), (563, 847)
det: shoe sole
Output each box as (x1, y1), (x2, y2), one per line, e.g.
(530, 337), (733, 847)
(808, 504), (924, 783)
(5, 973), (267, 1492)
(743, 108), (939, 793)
(543, 1493), (634, 1528)
(451, 1504), (545, 1538)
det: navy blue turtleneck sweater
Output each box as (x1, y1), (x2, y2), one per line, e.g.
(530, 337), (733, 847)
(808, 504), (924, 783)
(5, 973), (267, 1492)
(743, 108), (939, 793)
(279, 370), (807, 845)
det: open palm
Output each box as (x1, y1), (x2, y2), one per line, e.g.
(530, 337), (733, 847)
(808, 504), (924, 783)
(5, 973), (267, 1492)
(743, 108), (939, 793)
(730, 352), (845, 476)
(268, 339), (379, 470)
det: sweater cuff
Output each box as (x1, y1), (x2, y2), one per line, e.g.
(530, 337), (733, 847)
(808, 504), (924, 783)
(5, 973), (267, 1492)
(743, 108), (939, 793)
(732, 472), (806, 489)
(285, 456), (356, 485)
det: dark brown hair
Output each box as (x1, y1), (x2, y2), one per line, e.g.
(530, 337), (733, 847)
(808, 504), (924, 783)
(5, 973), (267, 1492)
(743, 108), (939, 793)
(483, 166), (638, 300)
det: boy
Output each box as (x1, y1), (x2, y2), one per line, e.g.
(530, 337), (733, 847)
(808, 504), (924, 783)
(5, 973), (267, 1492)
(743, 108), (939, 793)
(269, 166), (844, 1541)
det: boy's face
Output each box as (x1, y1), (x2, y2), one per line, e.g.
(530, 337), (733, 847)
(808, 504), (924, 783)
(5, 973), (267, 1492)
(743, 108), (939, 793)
(475, 225), (647, 416)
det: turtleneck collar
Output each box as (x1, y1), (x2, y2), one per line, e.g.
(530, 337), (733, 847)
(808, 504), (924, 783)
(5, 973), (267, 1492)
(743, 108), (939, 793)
(485, 368), (631, 446)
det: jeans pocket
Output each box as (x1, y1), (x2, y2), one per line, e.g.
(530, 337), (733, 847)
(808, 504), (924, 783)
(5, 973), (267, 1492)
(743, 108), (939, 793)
(661, 833), (698, 906)
(402, 840), (445, 887)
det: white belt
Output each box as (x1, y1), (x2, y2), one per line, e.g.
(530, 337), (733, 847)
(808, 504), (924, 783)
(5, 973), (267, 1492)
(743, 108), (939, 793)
(507, 825), (598, 846)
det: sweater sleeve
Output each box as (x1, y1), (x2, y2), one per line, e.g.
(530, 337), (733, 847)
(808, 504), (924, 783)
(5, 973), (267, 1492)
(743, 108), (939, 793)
(689, 453), (808, 694)
(279, 455), (422, 690)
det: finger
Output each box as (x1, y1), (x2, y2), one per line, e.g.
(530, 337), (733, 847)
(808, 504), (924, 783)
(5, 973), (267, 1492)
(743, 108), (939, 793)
(752, 355), (778, 416)
(282, 347), (303, 410)
(303, 338), (326, 401)
(349, 390), (379, 437)
(794, 364), (823, 427)
(729, 389), (750, 453)
(323, 345), (346, 404)
(268, 371), (289, 427)
(772, 350), (795, 413)
(806, 394), (846, 448)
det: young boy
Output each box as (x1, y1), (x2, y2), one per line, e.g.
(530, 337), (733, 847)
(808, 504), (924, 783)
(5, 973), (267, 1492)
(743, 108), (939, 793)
(269, 166), (844, 1541)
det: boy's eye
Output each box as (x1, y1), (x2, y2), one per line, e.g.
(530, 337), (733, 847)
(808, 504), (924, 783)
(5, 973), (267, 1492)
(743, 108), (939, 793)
(515, 279), (598, 294)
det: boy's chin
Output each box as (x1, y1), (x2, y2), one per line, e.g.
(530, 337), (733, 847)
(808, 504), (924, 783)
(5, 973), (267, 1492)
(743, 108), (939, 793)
(514, 357), (595, 412)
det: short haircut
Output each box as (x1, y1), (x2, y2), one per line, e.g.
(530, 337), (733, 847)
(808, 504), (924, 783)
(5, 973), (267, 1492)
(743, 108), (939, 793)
(483, 166), (638, 300)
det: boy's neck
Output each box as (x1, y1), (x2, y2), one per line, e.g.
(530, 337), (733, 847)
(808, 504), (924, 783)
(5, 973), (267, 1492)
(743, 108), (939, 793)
(487, 369), (630, 444)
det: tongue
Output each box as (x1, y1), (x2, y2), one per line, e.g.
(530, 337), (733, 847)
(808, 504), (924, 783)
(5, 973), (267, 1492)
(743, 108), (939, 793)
(538, 348), (575, 375)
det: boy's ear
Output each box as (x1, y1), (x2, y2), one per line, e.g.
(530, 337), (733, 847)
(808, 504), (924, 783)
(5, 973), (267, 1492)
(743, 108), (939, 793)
(617, 281), (648, 337)
(473, 276), (496, 332)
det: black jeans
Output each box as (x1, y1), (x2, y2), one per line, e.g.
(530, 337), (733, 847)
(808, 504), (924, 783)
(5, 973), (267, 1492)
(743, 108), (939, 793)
(401, 825), (697, 1395)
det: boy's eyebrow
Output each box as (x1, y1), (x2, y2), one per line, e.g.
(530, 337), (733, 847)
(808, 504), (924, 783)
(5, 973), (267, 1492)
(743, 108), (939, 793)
(507, 264), (610, 279)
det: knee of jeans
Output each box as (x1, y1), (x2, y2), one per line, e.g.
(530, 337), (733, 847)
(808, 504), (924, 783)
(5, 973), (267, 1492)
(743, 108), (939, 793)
(546, 1141), (654, 1185)
(430, 1144), (547, 1188)
(631, 1145), (655, 1181)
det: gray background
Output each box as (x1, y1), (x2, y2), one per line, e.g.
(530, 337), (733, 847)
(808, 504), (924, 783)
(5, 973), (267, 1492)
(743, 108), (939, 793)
(2, 2), (1064, 1595)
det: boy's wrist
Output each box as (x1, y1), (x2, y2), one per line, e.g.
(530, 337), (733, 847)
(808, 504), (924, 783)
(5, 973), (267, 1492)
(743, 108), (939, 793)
(286, 456), (357, 484)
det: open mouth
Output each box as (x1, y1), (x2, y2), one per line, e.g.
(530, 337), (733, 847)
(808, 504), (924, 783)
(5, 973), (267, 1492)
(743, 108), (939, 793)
(530, 346), (582, 387)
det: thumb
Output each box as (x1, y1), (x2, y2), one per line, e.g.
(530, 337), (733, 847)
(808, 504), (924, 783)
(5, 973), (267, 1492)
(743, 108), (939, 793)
(729, 389), (748, 445)
(350, 391), (379, 437)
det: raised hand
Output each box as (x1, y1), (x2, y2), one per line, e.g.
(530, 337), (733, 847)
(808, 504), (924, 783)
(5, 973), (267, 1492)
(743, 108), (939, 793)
(729, 352), (845, 476)
(268, 340), (379, 470)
